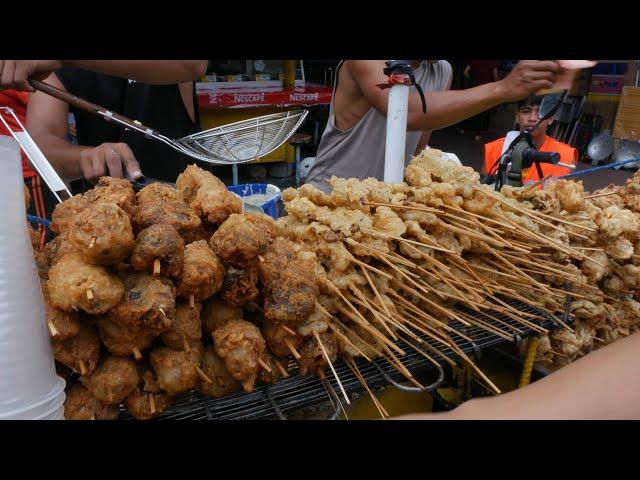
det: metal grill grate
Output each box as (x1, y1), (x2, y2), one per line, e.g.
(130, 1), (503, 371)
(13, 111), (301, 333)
(120, 298), (562, 420)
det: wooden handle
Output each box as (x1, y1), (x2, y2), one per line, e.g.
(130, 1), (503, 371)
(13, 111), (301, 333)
(29, 78), (158, 135)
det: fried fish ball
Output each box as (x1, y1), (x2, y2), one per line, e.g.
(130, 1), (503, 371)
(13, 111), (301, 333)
(210, 213), (278, 266)
(263, 317), (303, 358)
(130, 224), (185, 278)
(47, 253), (124, 314)
(136, 181), (184, 205)
(297, 331), (338, 376)
(95, 315), (155, 358)
(175, 164), (210, 205)
(43, 232), (78, 267)
(133, 200), (202, 243)
(161, 300), (202, 350)
(212, 319), (266, 393)
(195, 345), (241, 398)
(50, 194), (89, 234)
(108, 272), (176, 335)
(42, 281), (80, 340)
(176, 240), (225, 301)
(68, 203), (135, 266)
(201, 297), (243, 337)
(83, 176), (136, 216)
(149, 346), (197, 395)
(80, 355), (139, 405)
(218, 266), (260, 308)
(64, 383), (120, 420)
(52, 324), (100, 376)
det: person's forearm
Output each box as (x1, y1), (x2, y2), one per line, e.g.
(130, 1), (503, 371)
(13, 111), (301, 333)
(62, 61), (208, 84)
(407, 82), (505, 131)
(30, 130), (87, 180)
(396, 332), (640, 420)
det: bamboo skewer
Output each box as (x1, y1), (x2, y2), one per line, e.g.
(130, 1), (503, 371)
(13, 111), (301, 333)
(153, 259), (161, 275)
(132, 346), (142, 360)
(347, 291), (398, 340)
(182, 337), (191, 354)
(330, 324), (373, 362)
(273, 358), (289, 378)
(189, 295), (195, 309)
(89, 237), (96, 249)
(256, 357), (273, 374)
(196, 366), (213, 383)
(78, 360), (87, 376)
(440, 203), (516, 230)
(284, 339), (302, 360)
(345, 357), (389, 419)
(584, 191), (620, 199)
(313, 331), (350, 404)
(149, 394), (156, 414)
(47, 322), (59, 337)
(359, 265), (392, 318)
(365, 228), (457, 255)
(280, 324), (298, 336)
(86, 289), (94, 300)
(363, 201), (441, 214)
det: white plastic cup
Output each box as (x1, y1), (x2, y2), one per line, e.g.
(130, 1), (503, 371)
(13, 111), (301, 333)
(0, 136), (66, 420)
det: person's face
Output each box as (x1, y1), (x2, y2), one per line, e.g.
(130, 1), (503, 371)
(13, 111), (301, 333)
(516, 104), (553, 134)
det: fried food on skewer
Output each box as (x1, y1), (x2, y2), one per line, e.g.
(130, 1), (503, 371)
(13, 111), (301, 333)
(130, 224), (185, 278)
(259, 351), (287, 384)
(263, 317), (303, 358)
(161, 300), (202, 350)
(68, 202), (135, 266)
(95, 315), (155, 359)
(218, 266), (260, 308)
(212, 319), (266, 393)
(176, 164), (242, 225)
(80, 355), (139, 405)
(52, 324), (100, 376)
(201, 297), (243, 337)
(297, 331), (338, 376)
(195, 345), (241, 398)
(64, 383), (120, 420)
(50, 194), (89, 235)
(176, 240), (225, 302)
(149, 346), (198, 395)
(136, 182), (184, 204)
(42, 281), (80, 340)
(47, 253), (125, 314)
(108, 272), (176, 335)
(83, 176), (136, 216)
(123, 363), (173, 420)
(133, 200), (202, 243)
(210, 213), (278, 267)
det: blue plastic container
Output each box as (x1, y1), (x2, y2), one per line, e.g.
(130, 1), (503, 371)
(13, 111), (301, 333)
(226, 183), (282, 220)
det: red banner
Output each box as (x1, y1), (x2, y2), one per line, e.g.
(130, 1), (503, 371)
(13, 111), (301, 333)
(197, 83), (333, 109)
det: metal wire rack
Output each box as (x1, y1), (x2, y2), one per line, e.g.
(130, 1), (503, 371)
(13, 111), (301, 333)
(120, 297), (563, 420)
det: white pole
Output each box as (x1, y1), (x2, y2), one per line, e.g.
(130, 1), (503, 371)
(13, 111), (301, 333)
(383, 83), (410, 183)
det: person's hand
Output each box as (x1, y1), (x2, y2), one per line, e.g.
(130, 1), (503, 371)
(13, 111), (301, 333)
(79, 143), (143, 182)
(0, 60), (63, 91)
(496, 60), (563, 102)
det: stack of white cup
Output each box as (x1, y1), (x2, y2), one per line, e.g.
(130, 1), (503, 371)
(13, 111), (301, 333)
(0, 136), (65, 420)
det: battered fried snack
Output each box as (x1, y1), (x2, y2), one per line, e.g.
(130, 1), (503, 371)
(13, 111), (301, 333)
(108, 272), (176, 335)
(297, 331), (338, 376)
(133, 200), (202, 243)
(80, 355), (139, 405)
(195, 344), (241, 398)
(136, 181), (184, 205)
(176, 240), (225, 301)
(42, 232), (78, 267)
(149, 346), (198, 395)
(64, 383), (120, 420)
(130, 224), (185, 278)
(210, 213), (278, 266)
(263, 317), (303, 358)
(212, 319), (266, 393)
(218, 266), (260, 307)
(201, 297), (243, 337)
(52, 324), (100, 376)
(95, 315), (155, 358)
(160, 300), (202, 350)
(176, 164), (242, 224)
(68, 203), (135, 266)
(83, 176), (136, 216)
(50, 194), (89, 234)
(124, 388), (173, 420)
(42, 282), (80, 340)
(257, 237), (297, 282)
(47, 253), (125, 314)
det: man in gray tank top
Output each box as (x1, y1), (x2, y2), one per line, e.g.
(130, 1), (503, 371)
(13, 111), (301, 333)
(307, 60), (563, 193)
